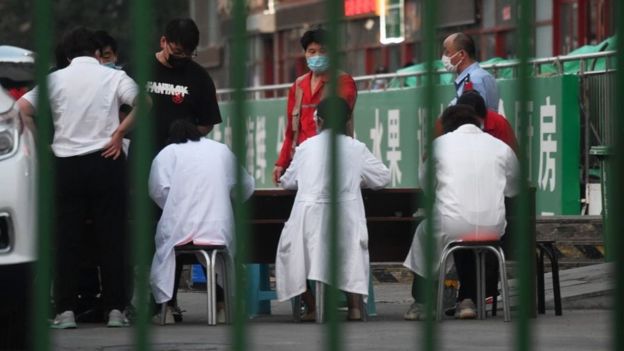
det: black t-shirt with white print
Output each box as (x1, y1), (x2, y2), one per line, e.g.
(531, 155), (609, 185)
(146, 55), (222, 153)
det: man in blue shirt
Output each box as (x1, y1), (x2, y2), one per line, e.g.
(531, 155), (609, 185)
(442, 32), (499, 111)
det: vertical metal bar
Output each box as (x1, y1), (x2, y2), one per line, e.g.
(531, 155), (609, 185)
(611, 2), (624, 349)
(130, 0), (153, 349)
(326, 0), (341, 349)
(421, 0), (437, 351)
(33, 0), (53, 349)
(231, 0), (249, 348)
(514, 0), (533, 351)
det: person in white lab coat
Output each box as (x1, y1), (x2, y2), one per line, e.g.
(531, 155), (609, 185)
(148, 119), (254, 322)
(275, 97), (391, 321)
(403, 105), (519, 320)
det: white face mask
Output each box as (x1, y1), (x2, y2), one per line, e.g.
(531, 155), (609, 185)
(441, 51), (462, 73)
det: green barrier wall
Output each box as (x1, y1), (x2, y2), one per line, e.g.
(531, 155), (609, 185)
(212, 74), (580, 215)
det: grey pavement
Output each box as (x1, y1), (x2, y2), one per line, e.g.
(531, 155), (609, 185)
(52, 280), (613, 351)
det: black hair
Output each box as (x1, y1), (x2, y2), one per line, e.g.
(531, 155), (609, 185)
(54, 42), (69, 70)
(456, 90), (487, 119)
(453, 33), (476, 59)
(300, 28), (328, 51)
(316, 97), (350, 134)
(440, 105), (481, 133)
(62, 27), (99, 60)
(94, 30), (118, 54)
(164, 18), (200, 54)
(167, 119), (202, 144)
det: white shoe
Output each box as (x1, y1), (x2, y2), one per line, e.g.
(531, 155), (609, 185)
(456, 299), (477, 319)
(152, 306), (175, 325)
(51, 310), (77, 329)
(217, 302), (226, 324)
(107, 309), (129, 327)
(403, 302), (426, 321)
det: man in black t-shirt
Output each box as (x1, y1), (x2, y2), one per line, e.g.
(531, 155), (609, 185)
(142, 18), (222, 323)
(147, 18), (222, 154)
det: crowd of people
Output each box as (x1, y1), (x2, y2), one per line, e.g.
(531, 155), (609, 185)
(14, 18), (519, 327)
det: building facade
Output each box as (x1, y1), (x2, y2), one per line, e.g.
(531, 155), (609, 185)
(189, 0), (615, 89)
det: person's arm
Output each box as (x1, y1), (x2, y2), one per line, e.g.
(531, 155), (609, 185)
(360, 145), (391, 189)
(273, 83), (297, 184)
(500, 118), (519, 155)
(196, 71), (222, 136)
(503, 147), (520, 198)
(473, 73), (499, 112)
(339, 74), (358, 137)
(16, 97), (37, 134)
(278, 143), (301, 190)
(148, 151), (172, 209)
(101, 95), (152, 159)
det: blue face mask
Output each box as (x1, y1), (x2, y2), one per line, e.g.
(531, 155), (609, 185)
(101, 62), (120, 69)
(306, 55), (329, 73)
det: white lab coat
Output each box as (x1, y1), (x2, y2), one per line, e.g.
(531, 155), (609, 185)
(149, 138), (254, 304)
(275, 130), (391, 301)
(403, 124), (519, 277)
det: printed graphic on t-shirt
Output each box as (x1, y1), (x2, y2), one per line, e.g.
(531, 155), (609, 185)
(146, 81), (189, 104)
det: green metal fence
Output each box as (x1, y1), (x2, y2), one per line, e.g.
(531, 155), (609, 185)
(27, 0), (623, 350)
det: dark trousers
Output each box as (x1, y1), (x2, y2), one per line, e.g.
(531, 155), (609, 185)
(54, 152), (128, 313)
(453, 251), (499, 302)
(410, 252), (499, 303)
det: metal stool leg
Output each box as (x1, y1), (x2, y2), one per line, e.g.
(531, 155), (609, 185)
(476, 250), (487, 320)
(436, 245), (455, 321)
(543, 244), (562, 316)
(537, 247), (546, 314)
(291, 295), (302, 322)
(160, 302), (168, 326)
(315, 281), (325, 324)
(492, 246), (511, 322)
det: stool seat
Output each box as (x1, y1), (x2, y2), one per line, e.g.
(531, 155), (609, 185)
(456, 232), (500, 243)
(175, 244), (227, 252)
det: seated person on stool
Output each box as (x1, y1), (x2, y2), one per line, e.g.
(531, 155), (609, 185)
(275, 97), (390, 321)
(148, 119), (254, 323)
(403, 105), (519, 320)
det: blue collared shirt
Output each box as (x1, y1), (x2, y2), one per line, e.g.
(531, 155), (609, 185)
(450, 62), (499, 111)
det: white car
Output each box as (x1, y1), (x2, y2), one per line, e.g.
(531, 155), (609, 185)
(0, 46), (36, 350)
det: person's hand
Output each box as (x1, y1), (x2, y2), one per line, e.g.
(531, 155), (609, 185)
(101, 131), (124, 160)
(272, 166), (284, 185)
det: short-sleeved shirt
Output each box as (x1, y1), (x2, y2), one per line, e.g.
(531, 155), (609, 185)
(450, 62), (499, 111)
(22, 56), (138, 157)
(145, 56), (222, 152)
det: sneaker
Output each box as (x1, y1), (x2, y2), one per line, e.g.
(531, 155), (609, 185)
(456, 299), (477, 320)
(51, 311), (77, 329)
(152, 306), (175, 325)
(107, 309), (129, 327)
(403, 302), (426, 321)
(171, 304), (184, 323)
(217, 302), (226, 324)
(347, 307), (362, 321)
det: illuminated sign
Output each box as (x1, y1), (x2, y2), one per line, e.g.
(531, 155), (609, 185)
(344, 0), (379, 17)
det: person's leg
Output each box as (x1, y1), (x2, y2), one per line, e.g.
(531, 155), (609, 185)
(54, 156), (88, 315)
(453, 250), (478, 319)
(91, 155), (127, 315)
(404, 273), (430, 320)
(454, 250), (477, 302)
(346, 293), (363, 320)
